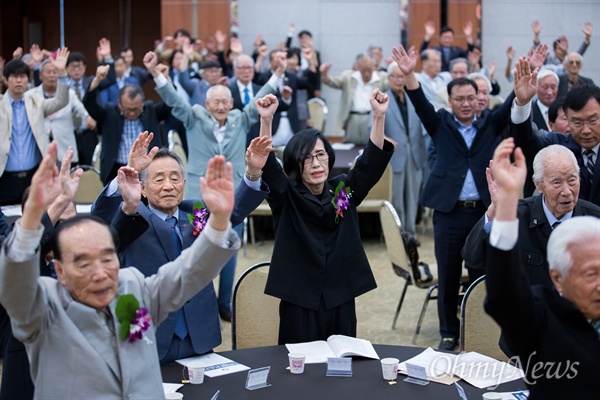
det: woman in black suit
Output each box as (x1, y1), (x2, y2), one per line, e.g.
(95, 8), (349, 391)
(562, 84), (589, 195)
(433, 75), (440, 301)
(246, 90), (394, 344)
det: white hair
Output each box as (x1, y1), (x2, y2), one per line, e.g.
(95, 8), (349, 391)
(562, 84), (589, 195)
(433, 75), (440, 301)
(387, 62), (399, 74)
(537, 68), (559, 86)
(547, 216), (600, 277)
(206, 84), (232, 101)
(532, 145), (579, 184)
(467, 72), (492, 93)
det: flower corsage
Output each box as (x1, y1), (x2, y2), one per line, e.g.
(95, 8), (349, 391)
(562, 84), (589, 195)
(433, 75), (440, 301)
(187, 201), (208, 236)
(116, 294), (152, 343)
(331, 181), (352, 223)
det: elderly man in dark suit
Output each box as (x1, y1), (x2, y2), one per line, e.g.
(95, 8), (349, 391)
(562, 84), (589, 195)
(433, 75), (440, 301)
(510, 60), (600, 207)
(392, 44), (523, 350)
(463, 144), (600, 287)
(228, 54), (262, 146)
(483, 137), (600, 399)
(83, 65), (170, 184)
(92, 132), (268, 362)
(557, 52), (595, 98)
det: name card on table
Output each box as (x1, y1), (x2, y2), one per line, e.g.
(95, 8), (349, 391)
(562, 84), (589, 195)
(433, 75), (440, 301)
(404, 362), (430, 386)
(245, 367), (272, 390)
(326, 357), (352, 377)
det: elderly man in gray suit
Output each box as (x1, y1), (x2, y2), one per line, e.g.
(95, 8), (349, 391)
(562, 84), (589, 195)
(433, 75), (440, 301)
(0, 141), (239, 399)
(383, 62), (427, 235)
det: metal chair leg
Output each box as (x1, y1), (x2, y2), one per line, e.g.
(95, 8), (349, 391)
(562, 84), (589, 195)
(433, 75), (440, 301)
(392, 279), (410, 329)
(412, 284), (438, 344)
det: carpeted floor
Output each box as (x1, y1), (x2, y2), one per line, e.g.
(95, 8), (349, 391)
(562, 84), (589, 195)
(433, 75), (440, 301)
(214, 220), (442, 352)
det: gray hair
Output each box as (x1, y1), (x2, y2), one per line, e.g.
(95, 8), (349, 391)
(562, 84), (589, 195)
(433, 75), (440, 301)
(387, 61), (399, 75)
(139, 148), (186, 184)
(537, 69), (559, 86)
(355, 53), (374, 64)
(233, 54), (254, 69)
(547, 216), (600, 277)
(206, 84), (232, 101)
(39, 59), (54, 72)
(532, 144), (579, 184)
(467, 72), (492, 92)
(420, 49), (441, 62)
(449, 57), (469, 72)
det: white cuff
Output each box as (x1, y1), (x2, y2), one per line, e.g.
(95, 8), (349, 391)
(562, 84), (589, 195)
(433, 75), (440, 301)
(154, 73), (168, 89)
(489, 219), (519, 251)
(267, 73), (282, 91)
(203, 221), (232, 248)
(511, 98), (531, 124)
(106, 178), (120, 197)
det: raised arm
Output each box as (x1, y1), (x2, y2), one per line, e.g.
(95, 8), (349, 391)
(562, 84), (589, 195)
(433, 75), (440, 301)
(42, 47), (70, 116)
(46, 147), (82, 224)
(369, 88), (389, 149)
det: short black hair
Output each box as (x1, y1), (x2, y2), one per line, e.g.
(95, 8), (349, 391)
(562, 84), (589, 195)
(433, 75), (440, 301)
(283, 129), (335, 185)
(174, 28), (191, 39)
(548, 97), (566, 123)
(120, 46), (132, 54)
(298, 30), (312, 39)
(447, 77), (478, 97)
(119, 85), (145, 102)
(287, 47), (301, 60)
(200, 60), (221, 70)
(168, 49), (183, 67)
(3, 59), (30, 79)
(67, 52), (87, 66)
(52, 215), (119, 261)
(563, 84), (600, 114)
(440, 26), (454, 36)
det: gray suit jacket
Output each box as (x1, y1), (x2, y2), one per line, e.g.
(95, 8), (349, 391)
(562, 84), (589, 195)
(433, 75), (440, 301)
(0, 222), (239, 399)
(383, 89), (427, 173)
(324, 70), (388, 135)
(0, 84), (69, 175)
(156, 80), (276, 199)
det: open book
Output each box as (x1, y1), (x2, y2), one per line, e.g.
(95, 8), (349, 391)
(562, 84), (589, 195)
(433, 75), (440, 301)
(285, 335), (380, 364)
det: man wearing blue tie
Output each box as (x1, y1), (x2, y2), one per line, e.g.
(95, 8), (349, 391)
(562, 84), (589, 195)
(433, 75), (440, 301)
(93, 131), (269, 362)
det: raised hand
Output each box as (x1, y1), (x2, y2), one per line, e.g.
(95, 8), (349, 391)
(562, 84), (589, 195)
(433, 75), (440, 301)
(468, 48), (482, 70)
(463, 20), (473, 37)
(281, 85), (293, 101)
(182, 41), (194, 56)
(246, 136), (274, 174)
(21, 143), (61, 229)
(513, 57), (537, 106)
(488, 61), (497, 79)
(527, 43), (548, 71)
(95, 64), (110, 80)
(506, 46), (515, 61)
(272, 51), (287, 77)
(319, 62), (332, 75)
(531, 20), (542, 36)
(424, 20), (436, 39)
(53, 47), (70, 73)
(490, 138), (527, 221)
(288, 23), (296, 35)
(256, 94), (279, 119)
(391, 45), (416, 75)
(370, 88), (389, 117)
(485, 161), (498, 220)
(60, 147), (82, 202)
(214, 29), (226, 45)
(117, 167), (142, 215)
(556, 35), (568, 53)
(127, 131), (159, 173)
(200, 156), (234, 231)
(143, 51), (159, 70)
(254, 34), (263, 48)
(230, 37), (243, 54)
(582, 21), (593, 38)
(12, 47), (23, 60)
(97, 37), (112, 60)
(30, 44), (44, 65)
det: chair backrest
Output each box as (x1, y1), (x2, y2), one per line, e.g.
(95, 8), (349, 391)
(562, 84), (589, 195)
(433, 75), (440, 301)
(232, 262), (280, 350)
(71, 165), (104, 204)
(307, 98), (328, 132)
(460, 276), (507, 360)
(356, 164), (393, 213)
(168, 130), (188, 167)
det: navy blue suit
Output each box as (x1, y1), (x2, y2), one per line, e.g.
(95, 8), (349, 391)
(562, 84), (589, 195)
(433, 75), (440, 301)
(92, 179), (268, 361)
(228, 80), (262, 147)
(406, 84), (517, 339)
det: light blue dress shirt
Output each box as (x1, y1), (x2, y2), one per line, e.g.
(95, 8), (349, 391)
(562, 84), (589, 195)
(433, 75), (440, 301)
(5, 94), (41, 172)
(454, 115), (480, 201)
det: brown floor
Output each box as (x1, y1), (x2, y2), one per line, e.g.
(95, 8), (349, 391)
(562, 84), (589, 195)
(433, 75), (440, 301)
(214, 219), (441, 352)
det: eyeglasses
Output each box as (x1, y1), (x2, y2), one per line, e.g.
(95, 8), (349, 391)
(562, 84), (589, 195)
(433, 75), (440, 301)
(569, 117), (599, 130)
(567, 60), (581, 65)
(121, 106), (143, 114)
(450, 96), (477, 104)
(235, 66), (253, 70)
(304, 151), (329, 164)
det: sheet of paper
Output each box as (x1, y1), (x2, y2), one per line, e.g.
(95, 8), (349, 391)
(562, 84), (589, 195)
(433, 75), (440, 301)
(286, 341), (336, 364)
(176, 353), (250, 377)
(398, 347), (458, 385)
(162, 383), (183, 393)
(452, 352), (524, 389)
(1, 205), (22, 217)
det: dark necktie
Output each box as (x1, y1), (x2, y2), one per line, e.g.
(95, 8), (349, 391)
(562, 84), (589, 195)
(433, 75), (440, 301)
(73, 81), (83, 128)
(552, 221), (561, 230)
(167, 216), (188, 339)
(592, 319), (600, 340)
(243, 87), (250, 106)
(47, 260), (57, 279)
(584, 149), (595, 185)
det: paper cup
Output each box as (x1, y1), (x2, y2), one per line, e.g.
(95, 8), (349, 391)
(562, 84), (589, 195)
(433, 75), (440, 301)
(288, 352), (306, 374)
(165, 393), (184, 400)
(380, 357), (399, 380)
(482, 393), (506, 400)
(186, 361), (205, 384)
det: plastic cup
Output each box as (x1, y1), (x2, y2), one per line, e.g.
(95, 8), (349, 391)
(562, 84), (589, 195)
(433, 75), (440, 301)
(186, 361), (205, 384)
(380, 357), (399, 380)
(288, 352), (306, 374)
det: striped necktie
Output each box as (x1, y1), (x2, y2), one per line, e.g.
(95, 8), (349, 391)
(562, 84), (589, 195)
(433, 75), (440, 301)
(167, 216), (188, 339)
(584, 149), (595, 185)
